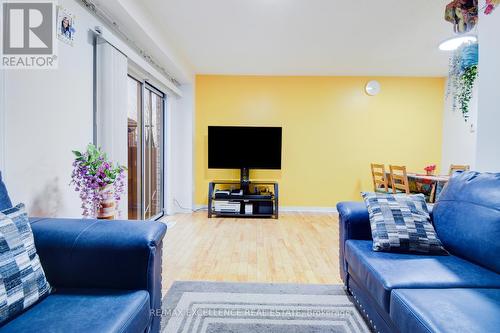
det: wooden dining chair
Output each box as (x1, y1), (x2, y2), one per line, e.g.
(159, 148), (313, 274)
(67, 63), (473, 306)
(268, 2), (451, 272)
(429, 183), (437, 204)
(371, 163), (389, 193)
(449, 164), (470, 176)
(389, 165), (410, 194)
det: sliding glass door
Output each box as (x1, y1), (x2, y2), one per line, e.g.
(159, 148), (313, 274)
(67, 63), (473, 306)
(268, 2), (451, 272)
(127, 75), (166, 220)
(127, 77), (142, 220)
(144, 85), (164, 219)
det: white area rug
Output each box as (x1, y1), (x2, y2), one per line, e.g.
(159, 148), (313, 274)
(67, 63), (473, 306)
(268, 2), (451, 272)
(160, 281), (371, 333)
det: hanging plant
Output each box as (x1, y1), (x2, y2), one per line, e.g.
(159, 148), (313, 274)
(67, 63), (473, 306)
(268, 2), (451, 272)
(446, 51), (461, 110)
(446, 43), (478, 121)
(445, 0), (478, 33)
(458, 65), (477, 119)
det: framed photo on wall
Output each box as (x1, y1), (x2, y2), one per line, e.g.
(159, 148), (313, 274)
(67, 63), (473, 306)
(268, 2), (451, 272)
(56, 6), (76, 46)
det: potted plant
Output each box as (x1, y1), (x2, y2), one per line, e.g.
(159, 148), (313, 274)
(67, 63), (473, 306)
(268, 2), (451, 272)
(71, 144), (126, 219)
(424, 164), (437, 176)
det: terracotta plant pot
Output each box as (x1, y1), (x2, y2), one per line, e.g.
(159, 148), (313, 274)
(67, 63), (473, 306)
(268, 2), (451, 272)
(97, 185), (116, 220)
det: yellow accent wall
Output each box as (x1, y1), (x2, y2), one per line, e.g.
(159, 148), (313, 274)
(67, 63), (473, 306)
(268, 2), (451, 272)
(195, 75), (445, 207)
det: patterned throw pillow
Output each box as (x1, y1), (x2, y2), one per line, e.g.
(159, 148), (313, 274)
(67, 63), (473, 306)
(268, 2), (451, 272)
(361, 192), (447, 254)
(0, 204), (51, 324)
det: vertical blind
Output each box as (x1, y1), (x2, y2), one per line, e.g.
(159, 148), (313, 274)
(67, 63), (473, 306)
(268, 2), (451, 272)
(95, 39), (128, 218)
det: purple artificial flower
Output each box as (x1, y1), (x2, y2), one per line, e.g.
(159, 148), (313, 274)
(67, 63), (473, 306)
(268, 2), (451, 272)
(70, 144), (126, 218)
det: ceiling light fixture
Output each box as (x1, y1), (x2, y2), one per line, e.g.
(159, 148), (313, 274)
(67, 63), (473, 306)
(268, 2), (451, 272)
(439, 35), (477, 51)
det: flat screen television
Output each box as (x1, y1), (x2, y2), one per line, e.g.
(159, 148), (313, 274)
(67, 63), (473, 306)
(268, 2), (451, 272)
(208, 126), (282, 171)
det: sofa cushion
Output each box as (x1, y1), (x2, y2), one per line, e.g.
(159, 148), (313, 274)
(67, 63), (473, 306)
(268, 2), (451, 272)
(0, 171), (12, 211)
(0, 204), (51, 324)
(0, 289), (151, 333)
(345, 240), (500, 313)
(433, 171), (500, 273)
(361, 192), (446, 254)
(390, 288), (500, 333)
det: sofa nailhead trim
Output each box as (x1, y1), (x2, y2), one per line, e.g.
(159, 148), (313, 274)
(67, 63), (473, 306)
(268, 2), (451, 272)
(350, 287), (379, 333)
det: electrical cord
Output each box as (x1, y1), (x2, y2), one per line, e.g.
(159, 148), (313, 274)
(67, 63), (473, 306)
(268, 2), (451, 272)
(173, 198), (206, 212)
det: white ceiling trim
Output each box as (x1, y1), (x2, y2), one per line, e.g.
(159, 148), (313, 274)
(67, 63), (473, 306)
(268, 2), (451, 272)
(92, 28), (182, 96)
(91, 0), (194, 83)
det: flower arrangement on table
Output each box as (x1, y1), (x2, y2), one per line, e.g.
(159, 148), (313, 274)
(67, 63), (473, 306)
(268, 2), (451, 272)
(71, 144), (126, 218)
(485, 0), (499, 14)
(424, 164), (437, 176)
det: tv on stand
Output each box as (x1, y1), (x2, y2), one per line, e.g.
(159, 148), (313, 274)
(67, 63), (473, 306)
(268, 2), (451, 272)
(208, 126), (282, 189)
(207, 126), (282, 218)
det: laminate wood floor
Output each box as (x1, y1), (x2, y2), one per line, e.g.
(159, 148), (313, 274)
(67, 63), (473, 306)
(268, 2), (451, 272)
(160, 211), (342, 294)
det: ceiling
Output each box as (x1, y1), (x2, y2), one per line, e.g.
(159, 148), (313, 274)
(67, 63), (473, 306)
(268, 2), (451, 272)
(140, 0), (452, 77)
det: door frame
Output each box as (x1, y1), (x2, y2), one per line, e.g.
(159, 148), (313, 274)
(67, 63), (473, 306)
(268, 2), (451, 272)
(144, 82), (166, 221)
(127, 74), (167, 221)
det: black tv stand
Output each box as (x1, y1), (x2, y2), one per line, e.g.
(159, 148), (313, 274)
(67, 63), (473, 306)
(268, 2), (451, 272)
(208, 180), (279, 219)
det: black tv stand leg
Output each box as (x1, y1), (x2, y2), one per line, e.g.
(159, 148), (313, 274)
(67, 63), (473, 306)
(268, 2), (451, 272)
(240, 168), (250, 193)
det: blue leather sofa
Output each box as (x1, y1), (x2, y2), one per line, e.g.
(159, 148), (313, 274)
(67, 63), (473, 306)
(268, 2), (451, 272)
(0, 172), (167, 333)
(337, 171), (500, 333)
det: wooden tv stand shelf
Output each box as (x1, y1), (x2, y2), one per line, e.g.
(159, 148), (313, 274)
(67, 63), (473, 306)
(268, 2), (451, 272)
(208, 180), (279, 219)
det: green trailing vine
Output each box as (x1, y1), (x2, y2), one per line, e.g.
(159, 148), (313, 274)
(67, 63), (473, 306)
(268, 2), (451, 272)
(447, 43), (478, 121)
(458, 65), (477, 120)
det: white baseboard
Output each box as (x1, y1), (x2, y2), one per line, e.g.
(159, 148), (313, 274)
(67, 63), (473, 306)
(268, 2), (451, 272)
(280, 206), (338, 213)
(193, 205), (337, 214)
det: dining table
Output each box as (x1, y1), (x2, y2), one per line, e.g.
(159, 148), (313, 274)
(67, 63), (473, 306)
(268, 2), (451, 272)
(385, 172), (450, 203)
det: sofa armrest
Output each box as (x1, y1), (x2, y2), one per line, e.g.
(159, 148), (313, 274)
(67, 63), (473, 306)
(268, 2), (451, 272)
(29, 217), (167, 333)
(336, 202), (372, 284)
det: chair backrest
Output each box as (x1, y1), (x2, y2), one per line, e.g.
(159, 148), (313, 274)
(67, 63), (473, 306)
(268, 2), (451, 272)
(389, 165), (410, 194)
(449, 164), (470, 176)
(370, 163), (389, 192)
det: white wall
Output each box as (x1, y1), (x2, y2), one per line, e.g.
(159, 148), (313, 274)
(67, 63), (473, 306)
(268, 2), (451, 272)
(4, 0), (95, 217)
(441, 4), (500, 172)
(2, 0), (195, 217)
(169, 84), (195, 213)
(0, 69), (5, 172)
(441, 82), (478, 170)
(475, 5), (500, 172)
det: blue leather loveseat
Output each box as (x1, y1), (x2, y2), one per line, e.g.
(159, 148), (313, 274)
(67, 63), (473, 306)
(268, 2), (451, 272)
(337, 171), (500, 333)
(0, 172), (167, 333)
